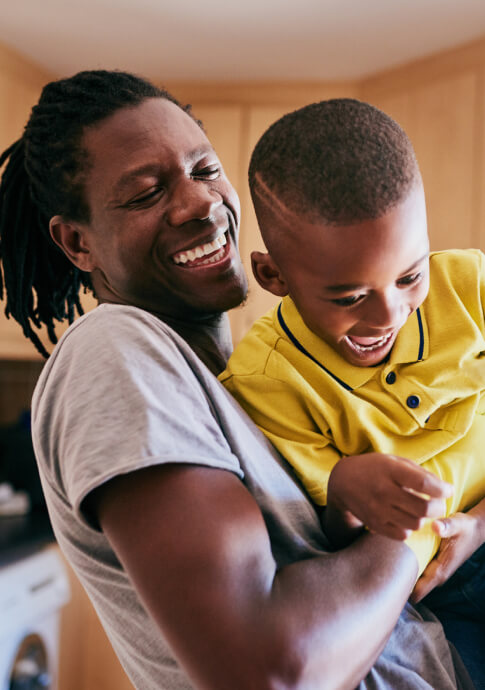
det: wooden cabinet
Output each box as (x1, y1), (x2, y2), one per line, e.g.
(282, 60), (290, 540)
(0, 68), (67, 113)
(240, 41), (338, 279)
(362, 71), (480, 252)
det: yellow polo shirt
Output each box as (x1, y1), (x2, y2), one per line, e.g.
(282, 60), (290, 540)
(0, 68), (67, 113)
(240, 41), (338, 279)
(220, 249), (485, 574)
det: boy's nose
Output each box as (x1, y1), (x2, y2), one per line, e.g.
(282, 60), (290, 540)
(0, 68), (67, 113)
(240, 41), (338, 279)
(166, 180), (223, 227)
(368, 290), (406, 330)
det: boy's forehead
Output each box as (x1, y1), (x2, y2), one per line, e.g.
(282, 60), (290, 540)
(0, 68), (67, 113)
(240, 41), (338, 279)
(252, 174), (304, 229)
(258, 180), (428, 280)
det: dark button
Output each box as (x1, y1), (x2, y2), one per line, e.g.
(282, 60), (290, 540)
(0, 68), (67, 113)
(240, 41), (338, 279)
(407, 395), (420, 409)
(385, 371), (396, 384)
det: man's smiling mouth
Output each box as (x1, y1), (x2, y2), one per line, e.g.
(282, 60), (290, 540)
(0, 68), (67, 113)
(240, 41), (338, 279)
(172, 233), (227, 266)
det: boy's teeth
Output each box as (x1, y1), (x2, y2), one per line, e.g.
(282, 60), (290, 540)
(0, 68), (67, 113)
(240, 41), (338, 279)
(173, 234), (227, 264)
(347, 333), (392, 352)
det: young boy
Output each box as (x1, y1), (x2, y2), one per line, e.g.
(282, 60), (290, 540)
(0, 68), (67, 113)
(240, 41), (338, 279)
(220, 100), (485, 675)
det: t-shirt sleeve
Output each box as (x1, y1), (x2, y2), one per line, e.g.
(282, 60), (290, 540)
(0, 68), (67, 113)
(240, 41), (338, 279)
(33, 308), (242, 526)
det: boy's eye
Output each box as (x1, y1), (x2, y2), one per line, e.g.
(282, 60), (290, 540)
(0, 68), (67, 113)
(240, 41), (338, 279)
(331, 293), (365, 307)
(397, 271), (422, 286)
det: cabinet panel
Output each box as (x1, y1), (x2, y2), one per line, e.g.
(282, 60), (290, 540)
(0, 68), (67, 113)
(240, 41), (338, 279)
(409, 73), (477, 251)
(58, 548), (134, 690)
(363, 72), (478, 252)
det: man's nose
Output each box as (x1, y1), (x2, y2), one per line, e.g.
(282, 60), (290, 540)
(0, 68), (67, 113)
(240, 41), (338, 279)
(166, 179), (223, 226)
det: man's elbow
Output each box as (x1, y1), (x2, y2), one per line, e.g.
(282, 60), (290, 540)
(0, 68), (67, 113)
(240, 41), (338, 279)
(247, 631), (357, 690)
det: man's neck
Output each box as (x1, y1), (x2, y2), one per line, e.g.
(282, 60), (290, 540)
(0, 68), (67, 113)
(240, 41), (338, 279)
(161, 311), (233, 376)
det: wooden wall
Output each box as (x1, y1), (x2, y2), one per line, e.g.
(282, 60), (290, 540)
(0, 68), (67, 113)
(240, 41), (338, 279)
(360, 36), (485, 254)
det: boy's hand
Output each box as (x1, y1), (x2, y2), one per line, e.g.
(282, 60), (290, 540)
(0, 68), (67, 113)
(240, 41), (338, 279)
(327, 453), (453, 541)
(411, 499), (485, 602)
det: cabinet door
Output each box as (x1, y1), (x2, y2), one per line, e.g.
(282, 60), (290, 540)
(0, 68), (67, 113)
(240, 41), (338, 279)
(363, 71), (479, 251)
(58, 547), (134, 690)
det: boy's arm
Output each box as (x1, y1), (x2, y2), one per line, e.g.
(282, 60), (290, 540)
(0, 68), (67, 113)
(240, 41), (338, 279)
(93, 462), (419, 690)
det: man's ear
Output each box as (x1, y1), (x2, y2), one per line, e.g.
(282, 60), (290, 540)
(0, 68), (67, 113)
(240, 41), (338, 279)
(251, 251), (289, 297)
(49, 216), (96, 272)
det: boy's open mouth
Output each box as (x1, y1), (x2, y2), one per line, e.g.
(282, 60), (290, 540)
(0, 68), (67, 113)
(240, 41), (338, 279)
(345, 332), (393, 353)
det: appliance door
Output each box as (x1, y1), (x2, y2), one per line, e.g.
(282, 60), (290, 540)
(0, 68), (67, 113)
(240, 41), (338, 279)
(9, 634), (51, 689)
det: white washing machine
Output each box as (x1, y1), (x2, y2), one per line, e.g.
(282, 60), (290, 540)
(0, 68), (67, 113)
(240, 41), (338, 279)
(0, 547), (70, 690)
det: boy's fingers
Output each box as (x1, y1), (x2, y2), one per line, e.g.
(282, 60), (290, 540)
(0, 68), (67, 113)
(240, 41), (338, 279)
(389, 458), (453, 499)
(399, 493), (448, 519)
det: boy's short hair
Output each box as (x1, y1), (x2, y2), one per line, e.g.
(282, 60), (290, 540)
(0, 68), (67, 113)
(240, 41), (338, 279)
(249, 98), (419, 226)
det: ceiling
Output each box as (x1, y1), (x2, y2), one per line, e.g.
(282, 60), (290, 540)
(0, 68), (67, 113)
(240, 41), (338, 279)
(2, 0), (485, 82)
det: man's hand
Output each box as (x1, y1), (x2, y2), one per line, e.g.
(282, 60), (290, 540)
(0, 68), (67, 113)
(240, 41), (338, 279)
(326, 453), (453, 544)
(411, 499), (485, 602)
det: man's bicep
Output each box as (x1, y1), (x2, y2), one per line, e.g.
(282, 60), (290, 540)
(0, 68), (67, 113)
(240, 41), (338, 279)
(93, 463), (277, 689)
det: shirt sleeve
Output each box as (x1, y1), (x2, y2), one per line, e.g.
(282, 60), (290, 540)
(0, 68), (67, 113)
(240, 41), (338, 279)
(33, 307), (242, 525)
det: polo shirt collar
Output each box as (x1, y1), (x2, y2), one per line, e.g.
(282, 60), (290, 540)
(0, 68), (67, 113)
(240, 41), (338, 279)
(276, 296), (429, 391)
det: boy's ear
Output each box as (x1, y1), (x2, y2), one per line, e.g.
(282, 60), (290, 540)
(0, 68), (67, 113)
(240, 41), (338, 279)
(49, 216), (96, 272)
(251, 250), (289, 297)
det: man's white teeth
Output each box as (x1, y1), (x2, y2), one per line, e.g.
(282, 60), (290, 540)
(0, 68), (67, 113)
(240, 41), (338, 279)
(173, 234), (227, 264)
(347, 333), (392, 352)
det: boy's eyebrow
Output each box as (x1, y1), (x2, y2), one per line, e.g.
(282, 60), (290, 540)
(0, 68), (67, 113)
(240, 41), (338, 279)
(325, 253), (430, 292)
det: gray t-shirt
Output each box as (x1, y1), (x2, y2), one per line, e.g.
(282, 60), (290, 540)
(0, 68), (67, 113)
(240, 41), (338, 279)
(32, 304), (472, 690)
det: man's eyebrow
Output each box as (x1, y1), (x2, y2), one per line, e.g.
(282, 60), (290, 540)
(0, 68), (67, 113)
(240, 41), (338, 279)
(112, 146), (216, 194)
(325, 253), (430, 293)
(112, 164), (161, 195)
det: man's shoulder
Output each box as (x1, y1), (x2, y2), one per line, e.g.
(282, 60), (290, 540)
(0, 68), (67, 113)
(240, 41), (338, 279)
(52, 304), (184, 361)
(33, 304), (198, 410)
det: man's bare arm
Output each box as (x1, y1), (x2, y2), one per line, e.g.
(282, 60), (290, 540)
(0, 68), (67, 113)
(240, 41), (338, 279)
(94, 463), (418, 690)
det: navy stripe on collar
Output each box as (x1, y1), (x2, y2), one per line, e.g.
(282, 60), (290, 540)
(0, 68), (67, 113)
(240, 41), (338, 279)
(277, 303), (353, 392)
(416, 308), (424, 361)
(277, 304), (425, 392)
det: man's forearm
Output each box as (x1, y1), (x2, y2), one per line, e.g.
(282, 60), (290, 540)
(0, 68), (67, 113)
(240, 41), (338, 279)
(98, 465), (418, 690)
(268, 532), (418, 689)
